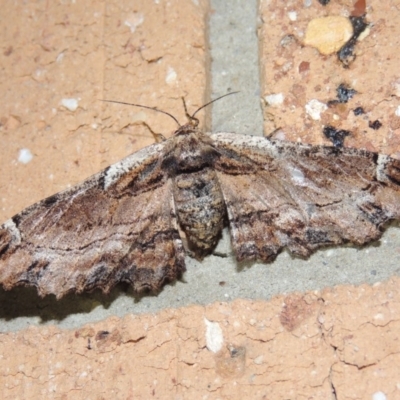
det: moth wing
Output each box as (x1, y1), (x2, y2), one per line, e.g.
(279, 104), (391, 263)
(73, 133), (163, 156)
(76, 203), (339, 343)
(0, 141), (185, 298)
(210, 132), (400, 261)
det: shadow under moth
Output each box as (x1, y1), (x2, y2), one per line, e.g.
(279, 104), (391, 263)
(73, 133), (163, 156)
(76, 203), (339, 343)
(1, 101), (400, 298)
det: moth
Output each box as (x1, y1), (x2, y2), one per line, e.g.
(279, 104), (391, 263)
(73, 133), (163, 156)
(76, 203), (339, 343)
(1, 98), (400, 298)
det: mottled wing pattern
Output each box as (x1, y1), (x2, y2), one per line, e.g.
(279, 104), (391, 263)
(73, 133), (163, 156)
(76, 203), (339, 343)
(0, 141), (185, 298)
(3, 126), (400, 298)
(210, 132), (400, 262)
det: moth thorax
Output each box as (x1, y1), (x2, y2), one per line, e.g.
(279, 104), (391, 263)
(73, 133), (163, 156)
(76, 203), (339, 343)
(174, 133), (218, 172)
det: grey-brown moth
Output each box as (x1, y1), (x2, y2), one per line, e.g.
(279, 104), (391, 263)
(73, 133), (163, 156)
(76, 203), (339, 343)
(1, 105), (400, 298)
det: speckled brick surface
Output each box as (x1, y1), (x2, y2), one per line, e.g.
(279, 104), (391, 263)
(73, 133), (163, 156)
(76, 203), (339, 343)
(259, 0), (400, 156)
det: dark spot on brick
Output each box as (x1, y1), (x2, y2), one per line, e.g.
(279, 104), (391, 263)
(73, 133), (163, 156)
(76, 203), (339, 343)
(353, 106), (365, 116)
(95, 331), (110, 341)
(328, 84), (357, 107)
(323, 126), (351, 148)
(369, 120), (382, 130)
(338, 15), (368, 67)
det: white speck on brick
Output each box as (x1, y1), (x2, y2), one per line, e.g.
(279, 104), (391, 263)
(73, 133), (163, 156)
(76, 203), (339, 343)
(372, 392), (387, 400)
(56, 52), (65, 63)
(288, 11), (297, 21)
(374, 313), (384, 320)
(254, 355), (264, 365)
(305, 99), (327, 120)
(265, 93), (284, 106)
(395, 105), (400, 117)
(61, 98), (79, 112)
(124, 13), (144, 33)
(18, 148), (33, 164)
(166, 66), (177, 85)
(204, 318), (223, 353)
(34, 68), (45, 78)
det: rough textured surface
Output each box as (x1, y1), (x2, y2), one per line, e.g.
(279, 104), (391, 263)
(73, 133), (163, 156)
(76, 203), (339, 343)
(1, 278), (400, 399)
(259, 0), (400, 155)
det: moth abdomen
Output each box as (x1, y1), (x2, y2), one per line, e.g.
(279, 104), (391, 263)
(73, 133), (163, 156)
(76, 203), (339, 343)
(173, 167), (226, 258)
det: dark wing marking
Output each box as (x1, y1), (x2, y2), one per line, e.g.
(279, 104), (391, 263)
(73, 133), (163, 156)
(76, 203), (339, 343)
(0, 141), (185, 298)
(210, 132), (400, 262)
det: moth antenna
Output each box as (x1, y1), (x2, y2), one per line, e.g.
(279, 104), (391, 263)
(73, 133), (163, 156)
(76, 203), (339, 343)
(191, 91), (240, 119)
(102, 99), (181, 127)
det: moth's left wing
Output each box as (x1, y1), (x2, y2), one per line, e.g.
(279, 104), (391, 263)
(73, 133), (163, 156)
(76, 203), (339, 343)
(0, 141), (185, 298)
(210, 132), (400, 262)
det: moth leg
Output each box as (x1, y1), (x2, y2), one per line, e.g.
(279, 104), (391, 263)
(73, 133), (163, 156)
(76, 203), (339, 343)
(140, 121), (166, 142)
